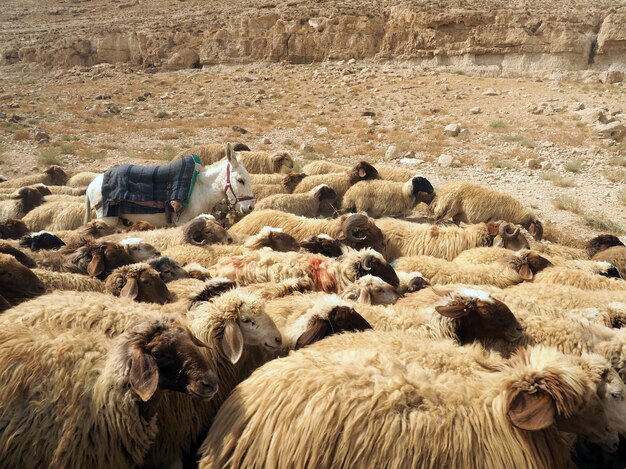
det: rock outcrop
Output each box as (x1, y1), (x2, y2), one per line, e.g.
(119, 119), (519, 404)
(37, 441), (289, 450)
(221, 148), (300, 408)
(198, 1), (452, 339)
(1, 0), (624, 76)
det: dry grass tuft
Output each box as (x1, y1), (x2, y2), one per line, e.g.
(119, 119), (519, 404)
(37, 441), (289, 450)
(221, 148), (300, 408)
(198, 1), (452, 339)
(540, 171), (575, 187)
(541, 221), (585, 248)
(37, 147), (62, 166)
(618, 189), (626, 207)
(601, 169), (626, 183)
(552, 195), (583, 214)
(13, 129), (29, 141)
(582, 214), (624, 234)
(564, 159), (583, 173)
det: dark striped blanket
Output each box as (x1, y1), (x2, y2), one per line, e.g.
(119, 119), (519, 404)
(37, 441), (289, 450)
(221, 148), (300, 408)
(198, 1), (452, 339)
(102, 154), (201, 217)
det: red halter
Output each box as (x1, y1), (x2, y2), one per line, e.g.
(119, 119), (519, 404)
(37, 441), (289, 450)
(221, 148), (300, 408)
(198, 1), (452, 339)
(224, 163), (254, 208)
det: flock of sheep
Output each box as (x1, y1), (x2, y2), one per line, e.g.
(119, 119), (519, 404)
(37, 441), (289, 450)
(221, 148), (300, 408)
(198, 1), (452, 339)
(1, 143), (626, 469)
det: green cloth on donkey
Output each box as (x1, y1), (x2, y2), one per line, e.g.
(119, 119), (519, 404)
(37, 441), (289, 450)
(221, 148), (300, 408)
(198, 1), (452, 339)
(101, 154), (202, 217)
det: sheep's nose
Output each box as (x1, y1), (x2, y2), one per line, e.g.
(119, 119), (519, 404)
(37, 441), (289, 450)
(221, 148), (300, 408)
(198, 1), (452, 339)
(275, 336), (282, 345)
(200, 378), (216, 392)
(515, 326), (523, 333)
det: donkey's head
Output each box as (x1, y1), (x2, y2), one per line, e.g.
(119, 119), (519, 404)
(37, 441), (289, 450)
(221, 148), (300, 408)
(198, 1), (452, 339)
(222, 143), (255, 214)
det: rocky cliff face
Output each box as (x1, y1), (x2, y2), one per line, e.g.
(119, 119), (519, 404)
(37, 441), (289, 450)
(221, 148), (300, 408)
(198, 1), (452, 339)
(1, 0), (625, 76)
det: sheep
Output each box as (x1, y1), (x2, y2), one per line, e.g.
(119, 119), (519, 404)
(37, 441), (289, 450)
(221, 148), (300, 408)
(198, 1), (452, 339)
(230, 209), (386, 253)
(53, 219), (118, 246)
(301, 160), (349, 175)
(184, 263), (213, 281)
(209, 247), (399, 293)
(105, 263), (172, 304)
(126, 220), (157, 231)
(0, 187), (45, 221)
(270, 294), (372, 350)
(67, 171), (99, 187)
(172, 143), (250, 166)
(19, 230), (65, 251)
(0, 183), (51, 197)
(47, 185), (86, 196)
(30, 240), (136, 279)
(148, 256), (189, 283)
(102, 217), (231, 251)
(242, 277), (316, 300)
(532, 266), (625, 291)
(454, 247), (554, 276)
(292, 162), (380, 206)
(22, 201), (91, 231)
(594, 246), (626, 279)
(0, 253), (46, 306)
(586, 234), (625, 258)
(377, 217), (530, 261)
(242, 226), (300, 252)
(395, 250), (553, 287)
(430, 182), (544, 240)
(0, 165), (67, 188)
(33, 268), (104, 293)
(197, 343), (612, 469)
(251, 173), (307, 200)
(0, 318), (218, 468)
(299, 233), (345, 257)
(255, 184), (337, 217)
(342, 176), (435, 218)
(236, 151), (294, 174)
(0, 219), (29, 239)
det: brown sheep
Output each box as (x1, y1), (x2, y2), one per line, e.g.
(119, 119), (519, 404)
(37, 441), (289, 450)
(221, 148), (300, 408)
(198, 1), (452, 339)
(0, 187), (45, 221)
(105, 264), (172, 304)
(592, 246), (626, 279)
(0, 219), (29, 240)
(0, 253), (46, 307)
(0, 165), (67, 188)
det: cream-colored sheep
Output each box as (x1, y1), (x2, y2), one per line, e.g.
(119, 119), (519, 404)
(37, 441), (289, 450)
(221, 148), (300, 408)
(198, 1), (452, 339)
(22, 201), (92, 231)
(67, 171), (99, 188)
(292, 162), (379, 201)
(341, 176), (435, 218)
(255, 184), (337, 217)
(0, 165), (67, 188)
(430, 182), (543, 240)
(237, 151), (294, 174)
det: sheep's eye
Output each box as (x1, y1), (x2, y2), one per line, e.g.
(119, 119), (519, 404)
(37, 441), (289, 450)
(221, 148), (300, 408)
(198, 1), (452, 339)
(241, 317), (250, 323)
(237, 178), (245, 185)
(152, 350), (164, 359)
(612, 391), (622, 399)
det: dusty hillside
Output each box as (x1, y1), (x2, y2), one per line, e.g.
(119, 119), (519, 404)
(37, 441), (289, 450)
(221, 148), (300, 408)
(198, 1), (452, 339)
(1, 0), (625, 78)
(0, 1), (625, 242)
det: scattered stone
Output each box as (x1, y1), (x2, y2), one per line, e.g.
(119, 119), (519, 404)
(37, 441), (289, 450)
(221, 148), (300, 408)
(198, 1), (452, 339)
(301, 143), (314, 153)
(135, 95), (146, 102)
(9, 114), (22, 123)
(437, 154), (456, 167)
(365, 118), (376, 126)
(482, 88), (500, 96)
(33, 128), (49, 142)
(384, 145), (398, 160)
(232, 125), (248, 135)
(0, 175), (6, 183)
(541, 161), (553, 170)
(95, 94), (111, 100)
(106, 104), (120, 114)
(595, 121), (625, 141)
(577, 108), (608, 124)
(164, 48), (200, 71)
(526, 158), (542, 170)
(361, 111), (376, 117)
(8, 102), (19, 108)
(260, 137), (272, 145)
(402, 150), (416, 159)
(443, 123), (461, 137)
(569, 102), (585, 112)
(0, 112), (5, 119)
(469, 106), (481, 114)
(600, 70), (624, 84)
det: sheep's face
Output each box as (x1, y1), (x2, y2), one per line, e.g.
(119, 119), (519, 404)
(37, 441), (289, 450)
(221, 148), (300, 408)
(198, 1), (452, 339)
(150, 257), (189, 283)
(248, 230), (299, 252)
(489, 222), (530, 251)
(34, 184), (52, 196)
(0, 219), (29, 240)
(282, 173), (306, 193)
(130, 323), (218, 402)
(20, 232), (65, 251)
(120, 269), (172, 304)
(69, 242), (135, 279)
(342, 276), (400, 305)
(523, 252), (553, 278)
(272, 153), (294, 174)
(355, 253), (399, 288)
(45, 165), (68, 185)
(0, 253), (46, 300)
(556, 387), (613, 445)
(125, 242), (161, 262)
(300, 235), (344, 258)
(411, 177), (435, 205)
(11, 187), (44, 215)
(87, 220), (118, 238)
(350, 161), (379, 183)
(402, 275), (431, 294)
(586, 234), (624, 257)
(597, 367), (626, 435)
(341, 213), (386, 253)
(436, 291), (523, 344)
(128, 221), (157, 232)
(312, 185), (337, 203)
(237, 310), (282, 351)
(295, 306), (372, 349)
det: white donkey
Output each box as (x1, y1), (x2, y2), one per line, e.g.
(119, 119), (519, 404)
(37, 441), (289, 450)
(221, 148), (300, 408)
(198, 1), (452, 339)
(85, 144), (255, 227)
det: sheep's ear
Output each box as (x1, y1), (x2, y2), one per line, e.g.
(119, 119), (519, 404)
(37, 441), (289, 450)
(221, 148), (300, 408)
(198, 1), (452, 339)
(518, 262), (533, 281)
(492, 235), (505, 248)
(506, 388), (556, 431)
(87, 254), (105, 277)
(435, 298), (471, 319)
(357, 288), (371, 304)
(120, 277), (139, 300)
(129, 348), (159, 402)
(221, 320), (244, 364)
(358, 167), (366, 178)
(271, 153), (283, 162)
(225, 143), (239, 170)
(295, 317), (331, 349)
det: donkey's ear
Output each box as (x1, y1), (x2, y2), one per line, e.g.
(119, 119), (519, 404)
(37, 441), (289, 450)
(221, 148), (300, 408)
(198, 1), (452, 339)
(225, 143), (239, 169)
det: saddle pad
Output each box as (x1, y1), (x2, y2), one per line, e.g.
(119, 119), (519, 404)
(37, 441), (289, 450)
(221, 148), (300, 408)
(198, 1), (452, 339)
(102, 154), (200, 217)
